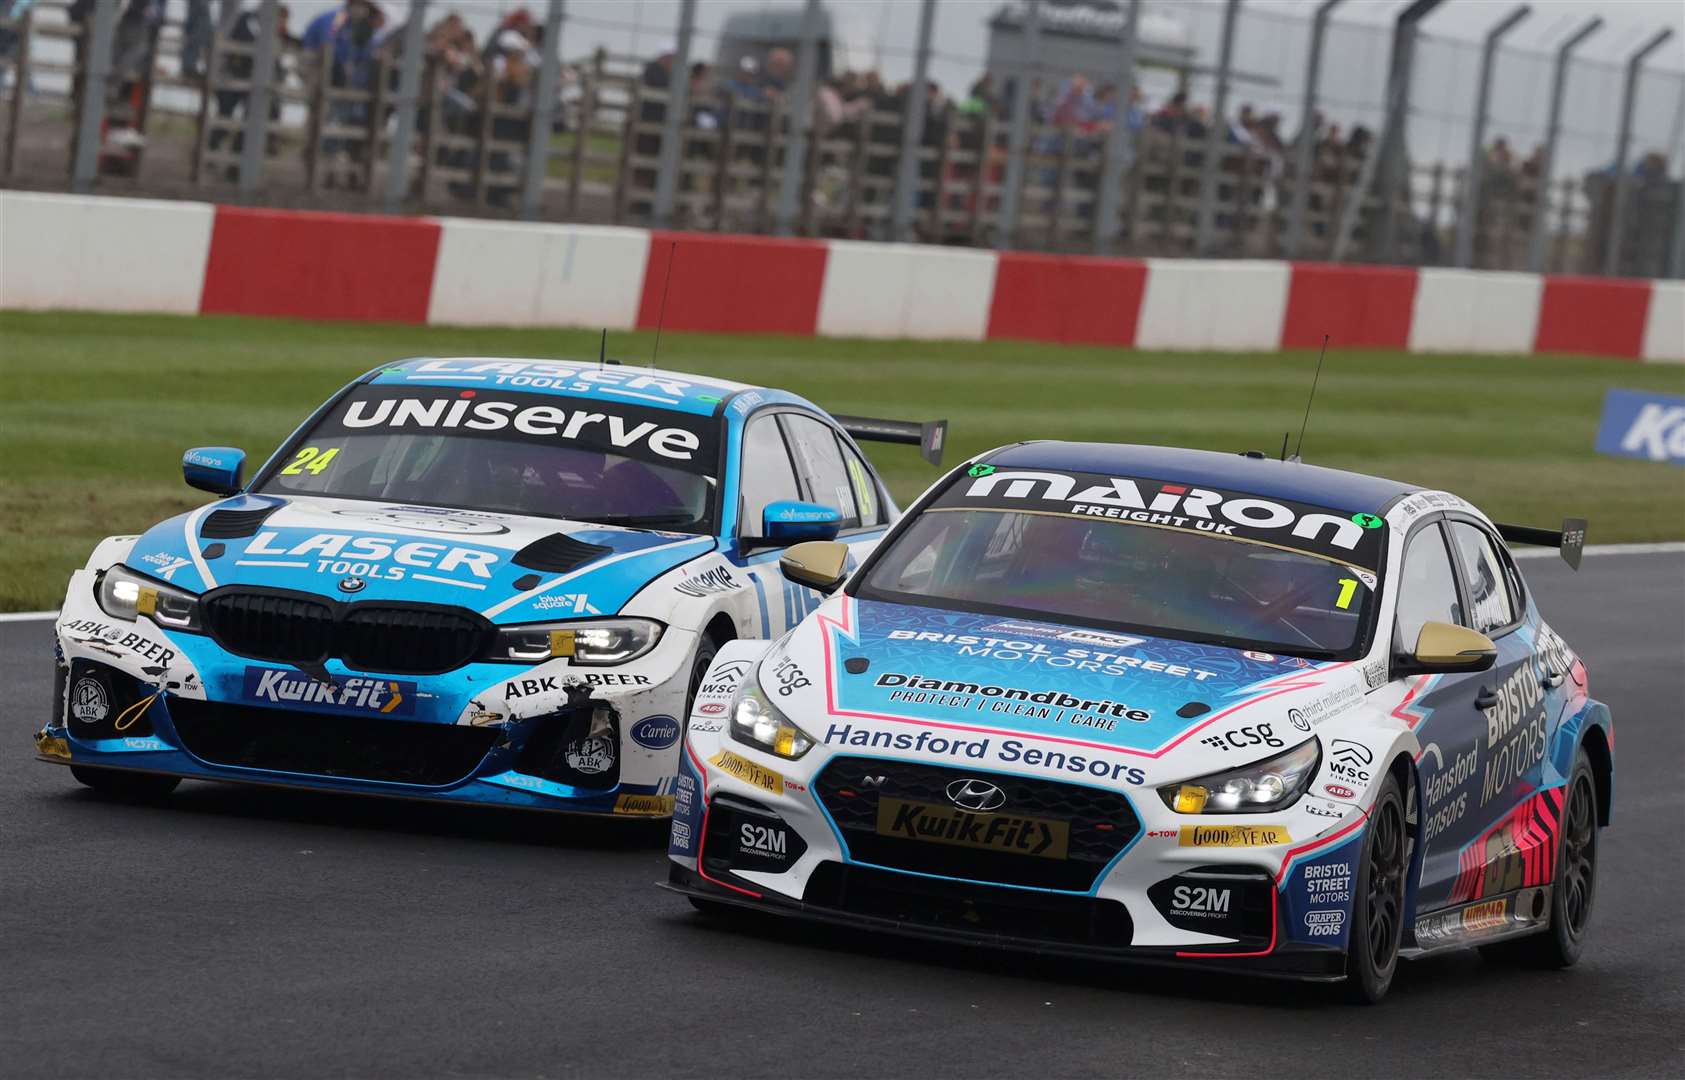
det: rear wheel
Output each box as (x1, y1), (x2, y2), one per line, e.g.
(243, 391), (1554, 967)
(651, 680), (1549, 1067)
(1344, 770), (1408, 1004)
(70, 765), (180, 800)
(1481, 750), (1598, 968)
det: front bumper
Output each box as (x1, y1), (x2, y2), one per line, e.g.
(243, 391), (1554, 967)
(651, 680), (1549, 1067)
(663, 862), (1345, 981)
(43, 593), (699, 816)
(668, 723), (1371, 979)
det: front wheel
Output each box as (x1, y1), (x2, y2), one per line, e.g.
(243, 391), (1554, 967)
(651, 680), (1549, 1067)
(1481, 750), (1599, 969)
(70, 765), (181, 800)
(1343, 769), (1408, 1004)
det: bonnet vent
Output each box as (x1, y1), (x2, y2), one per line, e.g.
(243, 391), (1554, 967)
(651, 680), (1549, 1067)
(510, 533), (614, 573)
(200, 504), (282, 540)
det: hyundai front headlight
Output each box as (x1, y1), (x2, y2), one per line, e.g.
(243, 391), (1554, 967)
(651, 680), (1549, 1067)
(489, 618), (663, 665)
(1160, 738), (1321, 814)
(729, 677), (816, 760)
(95, 565), (201, 631)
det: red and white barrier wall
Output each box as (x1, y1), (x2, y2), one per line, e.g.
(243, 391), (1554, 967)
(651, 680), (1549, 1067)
(2, 190), (1680, 361)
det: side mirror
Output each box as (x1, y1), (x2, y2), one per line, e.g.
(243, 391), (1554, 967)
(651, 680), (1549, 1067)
(761, 500), (843, 545)
(1405, 621), (1498, 674)
(183, 447), (246, 496)
(780, 540), (850, 595)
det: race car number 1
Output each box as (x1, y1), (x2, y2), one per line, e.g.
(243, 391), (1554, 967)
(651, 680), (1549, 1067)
(280, 446), (340, 476)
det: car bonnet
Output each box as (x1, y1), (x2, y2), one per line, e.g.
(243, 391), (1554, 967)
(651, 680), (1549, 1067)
(122, 494), (716, 620)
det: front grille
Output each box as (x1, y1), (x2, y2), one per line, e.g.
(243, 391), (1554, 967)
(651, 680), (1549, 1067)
(340, 605), (488, 675)
(803, 862), (1133, 948)
(815, 757), (1140, 892)
(201, 588), (490, 675)
(168, 697), (496, 786)
(203, 590), (335, 663)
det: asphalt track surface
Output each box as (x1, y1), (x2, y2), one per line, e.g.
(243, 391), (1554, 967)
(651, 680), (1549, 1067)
(3, 552), (1682, 1080)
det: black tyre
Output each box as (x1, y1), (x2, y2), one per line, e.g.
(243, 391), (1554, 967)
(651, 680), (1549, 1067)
(1344, 769), (1408, 1004)
(683, 632), (723, 720)
(70, 765), (180, 800)
(1481, 750), (1599, 969)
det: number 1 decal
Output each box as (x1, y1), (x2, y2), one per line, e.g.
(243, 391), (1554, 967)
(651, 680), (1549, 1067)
(1334, 578), (1358, 610)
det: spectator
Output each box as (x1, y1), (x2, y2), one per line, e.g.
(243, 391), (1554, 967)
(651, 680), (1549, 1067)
(764, 47), (794, 97)
(208, 3), (292, 173)
(180, 0), (211, 81)
(689, 61), (719, 130)
(960, 73), (996, 116)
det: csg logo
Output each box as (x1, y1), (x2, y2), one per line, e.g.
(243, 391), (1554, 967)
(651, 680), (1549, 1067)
(1199, 723), (1284, 753)
(629, 714), (681, 750)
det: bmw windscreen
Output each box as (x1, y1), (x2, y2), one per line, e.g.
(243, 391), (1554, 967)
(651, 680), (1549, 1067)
(855, 467), (1386, 660)
(257, 386), (722, 532)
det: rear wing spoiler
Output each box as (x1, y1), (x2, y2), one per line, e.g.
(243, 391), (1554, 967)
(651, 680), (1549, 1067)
(835, 415), (949, 467)
(1497, 518), (1587, 571)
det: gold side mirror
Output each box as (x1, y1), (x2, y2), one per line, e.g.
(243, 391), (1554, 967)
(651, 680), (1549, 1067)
(1411, 621), (1498, 673)
(780, 540), (850, 595)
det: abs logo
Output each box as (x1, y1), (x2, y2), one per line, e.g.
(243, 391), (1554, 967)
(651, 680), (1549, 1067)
(629, 715), (681, 750)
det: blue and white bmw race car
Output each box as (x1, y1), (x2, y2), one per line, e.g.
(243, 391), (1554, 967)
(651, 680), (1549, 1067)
(36, 357), (944, 817)
(666, 442), (1610, 1001)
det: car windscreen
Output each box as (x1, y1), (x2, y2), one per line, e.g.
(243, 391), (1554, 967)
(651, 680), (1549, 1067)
(258, 385), (721, 532)
(854, 467), (1386, 659)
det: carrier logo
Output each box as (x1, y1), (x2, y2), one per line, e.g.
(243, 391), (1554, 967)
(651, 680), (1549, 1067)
(960, 470), (1367, 551)
(945, 778), (1007, 812)
(629, 715), (681, 750)
(242, 667), (415, 717)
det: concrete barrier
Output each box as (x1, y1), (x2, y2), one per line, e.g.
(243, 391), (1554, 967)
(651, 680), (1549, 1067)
(1408, 269), (1542, 355)
(429, 219), (649, 329)
(3, 192), (1679, 363)
(0, 190), (212, 314)
(819, 242), (996, 340)
(1137, 260), (1290, 351)
(1640, 281), (1684, 363)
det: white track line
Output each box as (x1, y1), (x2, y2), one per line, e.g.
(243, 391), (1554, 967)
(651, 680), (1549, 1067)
(1512, 541), (1685, 559)
(0, 610), (59, 623)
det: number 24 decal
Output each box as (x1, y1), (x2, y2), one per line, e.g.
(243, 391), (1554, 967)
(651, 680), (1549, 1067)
(280, 446), (340, 476)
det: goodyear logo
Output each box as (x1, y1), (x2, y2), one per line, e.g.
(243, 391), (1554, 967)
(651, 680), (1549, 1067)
(1178, 824), (1291, 848)
(614, 793), (676, 816)
(708, 749), (782, 794)
(242, 667), (415, 718)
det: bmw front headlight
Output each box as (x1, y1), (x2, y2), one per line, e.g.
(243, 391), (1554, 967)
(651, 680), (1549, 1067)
(1160, 738), (1321, 814)
(489, 618), (663, 665)
(729, 677), (816, 760)
(96, 566), (201, 631)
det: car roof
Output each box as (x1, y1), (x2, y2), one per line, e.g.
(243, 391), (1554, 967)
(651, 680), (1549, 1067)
(365, 358), (757, 417)
(981, 441), (1420, 513)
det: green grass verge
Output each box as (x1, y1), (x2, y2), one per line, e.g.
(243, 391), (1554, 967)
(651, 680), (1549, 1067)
(2, 310), (1681, 612)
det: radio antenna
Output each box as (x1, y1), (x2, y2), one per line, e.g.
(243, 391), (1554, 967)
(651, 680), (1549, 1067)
(651, 239), (677, 369)
(1292, 334), (1330, 463)
(598, 327), (607, 370)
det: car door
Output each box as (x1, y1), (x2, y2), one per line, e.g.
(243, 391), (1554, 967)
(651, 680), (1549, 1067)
(775, 412), (892, 623)
(1442, 516), (1549, 905)
(729, 412), (807, 638)
(1391, 518), (1490, 911)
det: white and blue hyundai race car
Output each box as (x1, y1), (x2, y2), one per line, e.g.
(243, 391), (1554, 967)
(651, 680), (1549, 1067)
(36, 358), (944, 818)
(666, 442), (1610, 1002)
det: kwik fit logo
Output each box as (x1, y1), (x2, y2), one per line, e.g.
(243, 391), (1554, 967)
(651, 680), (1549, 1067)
(242, 667), (416, 717)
